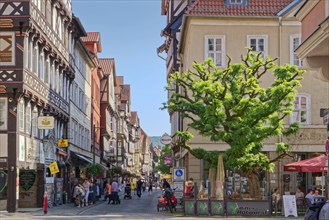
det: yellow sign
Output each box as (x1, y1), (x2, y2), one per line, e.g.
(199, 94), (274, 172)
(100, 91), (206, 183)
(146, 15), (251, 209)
(58, 139), (68, 147)
(49, 161), (59, 174)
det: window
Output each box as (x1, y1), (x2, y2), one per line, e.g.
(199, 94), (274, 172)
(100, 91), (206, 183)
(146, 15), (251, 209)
(18, 99), (24, 131)
(46, 0), (52, 25)
(230, 0), (242, 4)
(32, 46), (38, 75)
(75, 122), (78, 145)
(0, 98), (7, 130)
(32, 107), (38, 137)
(25, 103), (31, 134)
(205, 35), (225, 67)
(247, 35), (268, 59)
(291, 95), (310, 124)
(55, 68), (59, 93)
(24, 36), (29, 68)
(290, 34), (302, 66)
(45, 58), (50, 85)
(50, 62), (55, 90)
(39, 53), (44, 81)
(52, 6), (57, 31)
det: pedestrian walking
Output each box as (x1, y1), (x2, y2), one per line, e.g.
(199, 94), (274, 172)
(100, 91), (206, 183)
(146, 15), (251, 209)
(136, 177), (143, 198)
(142, 181), (146, 192)
(82, 179), (90, 206)
(148, 181), (153, 195)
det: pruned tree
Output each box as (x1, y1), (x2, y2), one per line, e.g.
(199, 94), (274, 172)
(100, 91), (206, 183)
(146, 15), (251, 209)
(154, 145), (172, 175)
(162, 49), (305, 197)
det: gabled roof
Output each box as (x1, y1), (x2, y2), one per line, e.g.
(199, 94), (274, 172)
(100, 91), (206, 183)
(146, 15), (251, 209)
(186, 0), (294, 17)
(121, 84), (130, 102)
(81, 32), (102, 52)
(130, 111), (138, 125)
(99, 58), (117, 86)
(99, 58), (113, 75)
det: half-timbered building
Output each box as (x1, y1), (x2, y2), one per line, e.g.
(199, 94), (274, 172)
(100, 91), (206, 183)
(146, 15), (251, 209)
(0, 0), (74, 212)
(99, 58), (117, 175)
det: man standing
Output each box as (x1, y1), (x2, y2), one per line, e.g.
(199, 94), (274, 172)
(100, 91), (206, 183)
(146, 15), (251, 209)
(136, 177), (143, 198)
(110, 179), (119, 204)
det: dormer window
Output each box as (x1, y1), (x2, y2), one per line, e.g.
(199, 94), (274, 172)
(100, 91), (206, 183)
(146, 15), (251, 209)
(231, 0), (242, 4)
(225, 0), (246, 6)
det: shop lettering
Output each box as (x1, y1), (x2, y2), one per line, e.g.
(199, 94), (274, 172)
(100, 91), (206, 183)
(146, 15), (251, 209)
(237, 206), (269, 215)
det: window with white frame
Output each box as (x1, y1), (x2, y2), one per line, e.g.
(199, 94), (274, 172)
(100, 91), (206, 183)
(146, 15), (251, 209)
(24, 36), (29, 68)
(55, 68), (59, 93)
(25, 102), (31, 134)
(46, 0), (52, 25)
(230, 0), (242, 4)
(18, 99), (24, 131)
(50, 62), (55, 89)
(32, 107), (38, 137)
(290, 34), (302, 66)
(205, 35), (225, 67)
(32, 46), (38, 74)
(45, 58), (50, 85)
(247, 35), (268, 59)
(39, 53), (44, 81)
(75, 121), (78, 145)
(291, 95), (310, 124)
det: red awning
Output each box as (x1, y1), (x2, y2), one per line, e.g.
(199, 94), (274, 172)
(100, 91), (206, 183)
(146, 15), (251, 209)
(283, 155), (328, 172)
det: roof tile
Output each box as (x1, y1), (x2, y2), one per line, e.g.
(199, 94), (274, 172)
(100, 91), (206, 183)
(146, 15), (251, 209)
(187, 0), (294, 17)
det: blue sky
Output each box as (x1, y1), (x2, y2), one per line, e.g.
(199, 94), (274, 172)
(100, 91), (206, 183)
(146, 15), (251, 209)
(72, 0), (170, 136)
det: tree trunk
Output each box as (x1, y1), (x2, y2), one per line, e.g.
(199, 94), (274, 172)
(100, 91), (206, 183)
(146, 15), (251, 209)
(209, 168), (216, 198)
(247, 172), (261, 199)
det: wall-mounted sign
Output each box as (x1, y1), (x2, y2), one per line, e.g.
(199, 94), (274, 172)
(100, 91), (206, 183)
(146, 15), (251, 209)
(19, 170), (36, 191)
(58, 139), (68, 147)
(0, 170), (8, 193)
(49, 161), (59, 174)
(38, 116), (54, 129)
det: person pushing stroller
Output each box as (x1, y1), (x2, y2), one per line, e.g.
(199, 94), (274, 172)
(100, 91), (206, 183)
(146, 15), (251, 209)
(124, 182), (132, 199)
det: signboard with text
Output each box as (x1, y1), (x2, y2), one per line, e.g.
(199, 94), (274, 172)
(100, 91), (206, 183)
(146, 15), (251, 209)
(49, 161), (59, 174)
(58, 139), (68, 147)
(38, 116), (54, 129)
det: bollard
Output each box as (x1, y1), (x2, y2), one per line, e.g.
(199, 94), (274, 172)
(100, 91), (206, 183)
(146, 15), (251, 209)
(43, 191), (48, 214)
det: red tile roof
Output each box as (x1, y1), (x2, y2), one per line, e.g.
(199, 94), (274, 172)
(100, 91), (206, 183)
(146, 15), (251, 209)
(99, 58), (114, 76)
(81, 32), (102, 53)
(81, 32), (100, 42)
(187, 0), (294, 17)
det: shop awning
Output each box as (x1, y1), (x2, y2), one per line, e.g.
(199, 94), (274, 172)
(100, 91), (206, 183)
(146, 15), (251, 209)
(283, 154), (328, 172)
(70, 151), (109, 171)
(71, 151), (94, 164)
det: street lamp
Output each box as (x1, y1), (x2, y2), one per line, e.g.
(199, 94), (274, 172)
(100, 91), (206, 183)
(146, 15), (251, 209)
(92, 125), (110, 164)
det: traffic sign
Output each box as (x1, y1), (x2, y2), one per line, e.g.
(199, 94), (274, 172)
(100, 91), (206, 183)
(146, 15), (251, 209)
(160, 133), (172, 145)
(173, 167), (185, 181)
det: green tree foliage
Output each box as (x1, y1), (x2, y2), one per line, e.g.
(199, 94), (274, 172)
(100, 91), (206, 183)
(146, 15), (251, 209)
(163, 50), (304, 195)
(85, 164), (106, 178)
(154, 145), (172, 174)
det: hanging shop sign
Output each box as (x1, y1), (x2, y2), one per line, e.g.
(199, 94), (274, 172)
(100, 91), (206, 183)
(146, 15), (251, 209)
(58, 139), (68, 147)
(49, 161), (59, 174)
(160, 133), (172, 145)
(38, 116), (54, 129)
